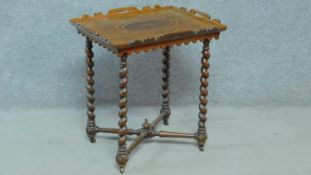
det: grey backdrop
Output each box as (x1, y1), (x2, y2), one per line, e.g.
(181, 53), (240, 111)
(1, 0), (310, 109)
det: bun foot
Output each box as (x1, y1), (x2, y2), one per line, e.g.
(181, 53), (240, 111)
(163, 118), (169, 125)
(199, 146), (204, 152)
(90, 137), (96, 143)
(120, 166), (125, 174)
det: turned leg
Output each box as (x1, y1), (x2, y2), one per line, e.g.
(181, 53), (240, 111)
(85, 37), (97, 143)
(160, 46), (171, 125)
(197, 39), (210, 151)
(116, 53), (129, 173)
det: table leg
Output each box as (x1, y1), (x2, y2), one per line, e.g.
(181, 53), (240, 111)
(161, 46), (171, 125)
(85, 37), (97, 143)
(116, 53), (129, 173)
(197, 39), (210, 151)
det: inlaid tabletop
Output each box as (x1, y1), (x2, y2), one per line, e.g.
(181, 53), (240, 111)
(70, 5), (227, 55)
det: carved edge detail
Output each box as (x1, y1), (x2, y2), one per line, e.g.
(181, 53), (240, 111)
(70, 5), (221, 23)
(69, 5), (226, 56)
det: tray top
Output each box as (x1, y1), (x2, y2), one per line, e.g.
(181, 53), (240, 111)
(70, 5), (227, 56)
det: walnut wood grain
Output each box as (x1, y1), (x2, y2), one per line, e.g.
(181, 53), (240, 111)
(70, 5), (227, 56)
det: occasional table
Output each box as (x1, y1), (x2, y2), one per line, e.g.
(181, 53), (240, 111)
(70, 5), (227, 173)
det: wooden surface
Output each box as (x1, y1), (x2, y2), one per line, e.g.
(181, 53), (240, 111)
(70, 5), (227, 56)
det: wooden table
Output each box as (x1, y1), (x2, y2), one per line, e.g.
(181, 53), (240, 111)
(70, 5), (227, 173)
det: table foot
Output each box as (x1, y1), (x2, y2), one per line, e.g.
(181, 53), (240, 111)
(162, 109), (171, 126)
(197, 134), (208, 152)
(199, 146), (204, 152)
(86, 127), (96, 143)
(119, 166), (125, 174)
(163, 119), (169, 126)
(89, 137), (96, 143)
(116, 152), (128, 174)
(86, 124), (96, 143)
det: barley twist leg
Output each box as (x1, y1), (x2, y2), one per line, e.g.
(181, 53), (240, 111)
(116, 53), (129, 173)
(197, 40), (210, 151)
(161, 46), (171, 125)
(85, 37), (96, 143)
